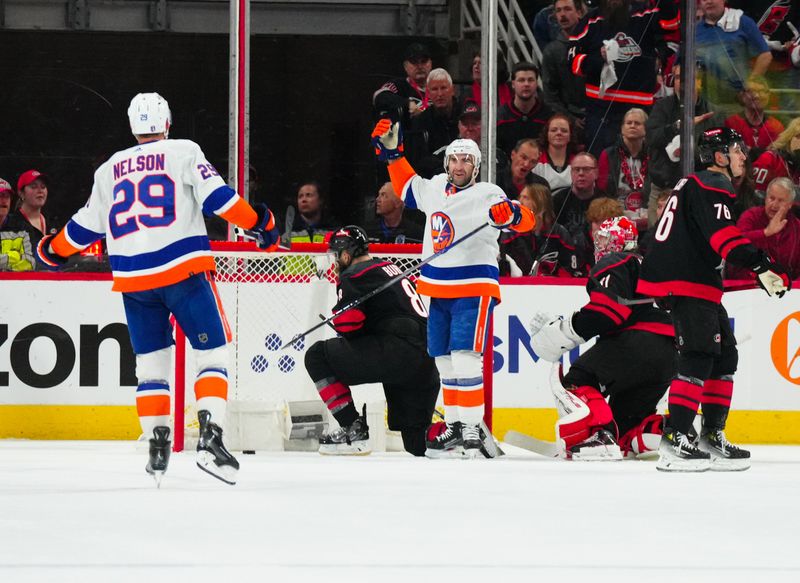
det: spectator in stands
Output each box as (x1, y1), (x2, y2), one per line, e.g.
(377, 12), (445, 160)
(500, 182), (579, 277)
(497, 138), (550, 199)
(725, 78), (784, 158)
(533, 113), (580, 191)
(497, 62), (553, 156)
(8, 169), (53, 250)
(552, 153), (607, 272)
(373, 42), (432, 124)
(465, 52), (512, 109)
(728, 177), (800, 280)
(0, 178), (12, 229)
(541, 0), (588, 133)
(283, 181), (339, 244)
(751, 117), (800, 197)
(598, 108), (650, 230)
(406, 68), (460, 177)
(696, 0), (772, 112)
(363, 182), (425, 244)
(568, 0), (679, 156)
(646, 62), (724, 226)
(532, 3), (563, 51)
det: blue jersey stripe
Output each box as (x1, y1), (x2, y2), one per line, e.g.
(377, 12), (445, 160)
(202, 185), (237, 216)
(110, 235), (211, 272)
(420, 263), (499, 281)
(404, 183), (418, 210)
(67, 220), (104, 247)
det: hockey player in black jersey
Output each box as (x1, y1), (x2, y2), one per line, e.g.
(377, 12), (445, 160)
(303, 225), (439, 456)
(530, 216), (676, 460)
(638, 127), (792, 472)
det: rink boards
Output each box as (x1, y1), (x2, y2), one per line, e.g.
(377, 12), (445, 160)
(1, 276), (799, 443)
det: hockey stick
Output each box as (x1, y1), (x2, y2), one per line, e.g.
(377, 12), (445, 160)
(503, 430), (559, 457)
(280, 221), (493, 350)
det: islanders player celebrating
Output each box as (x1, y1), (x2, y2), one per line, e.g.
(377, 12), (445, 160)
(37, 93), (280, 486)
(372, 118), (534, 458)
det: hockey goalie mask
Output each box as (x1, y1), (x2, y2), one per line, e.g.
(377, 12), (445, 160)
(593, 216), (638, 262)
(444, 139), (481, 187)
(128, 92), (172, 137)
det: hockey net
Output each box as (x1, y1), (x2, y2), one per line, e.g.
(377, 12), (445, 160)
(173, 241), (431, 452)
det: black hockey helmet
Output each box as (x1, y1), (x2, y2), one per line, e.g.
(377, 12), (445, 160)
(328, 225), (370, 259)
(697, 127), (748, 166)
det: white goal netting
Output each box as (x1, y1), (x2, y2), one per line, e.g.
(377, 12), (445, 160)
(176, 243), (424, 452)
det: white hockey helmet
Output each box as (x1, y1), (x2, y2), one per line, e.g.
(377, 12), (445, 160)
(444, 138), (481, 186)
(128, 92), (172, 137)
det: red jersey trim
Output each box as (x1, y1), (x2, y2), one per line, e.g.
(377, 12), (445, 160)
(636, 278), (723, 303)
(690, 174), (736, 198)
(589, 290), (632, 320)
(350, 261), (392, 279)
(709, 225), (749, 259)
(620, 322), (674, 337)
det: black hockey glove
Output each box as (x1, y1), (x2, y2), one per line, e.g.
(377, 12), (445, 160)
(36, 234), (69, 270)
(752, 255), (792, 298)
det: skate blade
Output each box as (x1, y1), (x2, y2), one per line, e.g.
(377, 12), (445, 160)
(462, 447), (483, 460)
(572, 445), (623, 461)
(425, 446), (465, 459)
(318, 441), (371, 456)
(709, 456), (751, 472)
(656, 456), (711, 472)
(149, 470), (165, 488)
(196, 451), (238, 485)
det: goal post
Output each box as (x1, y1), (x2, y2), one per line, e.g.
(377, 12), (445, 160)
(173, 241), (494, 452)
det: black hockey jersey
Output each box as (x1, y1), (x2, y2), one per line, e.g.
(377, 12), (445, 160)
(334, 257), (427, 341)
(568, 1), (679, 109)
(571, 251), (673, 340)
(638, 171), (766, 304)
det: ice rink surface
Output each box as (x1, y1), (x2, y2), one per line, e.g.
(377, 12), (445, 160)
(2, 440), (799, 583)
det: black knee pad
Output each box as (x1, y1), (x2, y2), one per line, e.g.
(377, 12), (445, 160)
(710, 343), (738, 378)
(303, 341), (333, 382)
(400, 427), (427, 457)
(676, 350), (714, 381)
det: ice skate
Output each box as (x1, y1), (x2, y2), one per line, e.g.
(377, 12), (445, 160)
(697, 428), (750, 471)
(196, 410), (239, 485)
(145, 426), (171, 487)
(461, 423), (483, 459)
(569, 429), (622, 461)
(425, 421), (464, 459)
(318, 405), (371, 456)
(656, 427), (710, 472)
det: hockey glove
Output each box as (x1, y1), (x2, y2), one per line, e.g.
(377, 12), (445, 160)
(488, 199), (522, 229)
(332, 308), (366, 335)
(251, 203), (280, 251)
(371, 118), (404, 162)
(36, 234), (69, 270)
(530, 314), (585, 362)
(529, 311), (553, 336)
(752, 256), (791, 298)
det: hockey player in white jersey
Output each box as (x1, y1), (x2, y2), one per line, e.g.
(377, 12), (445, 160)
(37, 93), (280, 486)
(371, 118), (535, 458)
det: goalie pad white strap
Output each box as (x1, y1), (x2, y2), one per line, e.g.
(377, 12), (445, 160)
(553, 385), (614, 458)
(531, 314), (584, 362)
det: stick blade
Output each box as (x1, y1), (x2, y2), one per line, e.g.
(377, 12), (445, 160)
(503, 430), (560, 458)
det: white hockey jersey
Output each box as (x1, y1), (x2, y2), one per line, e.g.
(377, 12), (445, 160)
(53, 138), (254, 292)
(401, 173), (507, 299)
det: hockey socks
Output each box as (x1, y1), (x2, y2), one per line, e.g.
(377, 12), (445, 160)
(666, 375), (703, 434)
(701, 377), (733, 430)
(316, 379), (359, 428)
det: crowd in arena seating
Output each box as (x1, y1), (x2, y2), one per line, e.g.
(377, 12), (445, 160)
(3, 0), (800, 280)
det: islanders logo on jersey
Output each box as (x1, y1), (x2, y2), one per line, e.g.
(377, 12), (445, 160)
(430, 212), (455, 253)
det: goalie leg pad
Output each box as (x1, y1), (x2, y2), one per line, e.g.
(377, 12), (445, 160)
(556, 385), (616, 457)
(135, 347), (173, 436)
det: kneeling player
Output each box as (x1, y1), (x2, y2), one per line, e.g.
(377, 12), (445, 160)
(304, 225), (440, 456)
(530, 217), (676, 460)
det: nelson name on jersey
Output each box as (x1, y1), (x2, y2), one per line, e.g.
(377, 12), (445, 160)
(113, 153), (166, 180)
